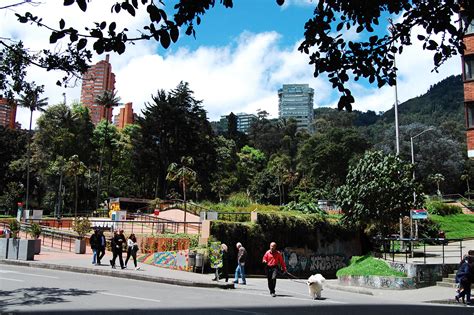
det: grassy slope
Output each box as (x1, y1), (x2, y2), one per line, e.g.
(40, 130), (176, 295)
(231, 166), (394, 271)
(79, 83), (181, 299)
(336, 255), (406, 277)
(430, 214), (474, 239)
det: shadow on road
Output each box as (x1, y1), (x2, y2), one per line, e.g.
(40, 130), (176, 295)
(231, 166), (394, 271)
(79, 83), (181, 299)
(8, 304), (473, 315)
(0, 287), (97, 312)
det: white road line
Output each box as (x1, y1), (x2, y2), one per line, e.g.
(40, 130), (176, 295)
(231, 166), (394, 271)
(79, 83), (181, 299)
(0, 270), (59, 279)
(0, 277), (24, 282)
(220, 308), (268, 315)
(99, 292), (161, 303)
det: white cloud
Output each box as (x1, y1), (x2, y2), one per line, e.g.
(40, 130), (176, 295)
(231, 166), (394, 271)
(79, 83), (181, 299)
(1, 1), (461, 129)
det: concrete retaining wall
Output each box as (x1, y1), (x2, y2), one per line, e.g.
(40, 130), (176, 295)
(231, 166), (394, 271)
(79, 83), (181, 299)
(338, 275), (417, 290)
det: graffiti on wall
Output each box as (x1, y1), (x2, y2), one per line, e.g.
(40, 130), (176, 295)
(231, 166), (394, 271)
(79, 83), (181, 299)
(137, 250), (191, 271)
(283, 248), (347, 273)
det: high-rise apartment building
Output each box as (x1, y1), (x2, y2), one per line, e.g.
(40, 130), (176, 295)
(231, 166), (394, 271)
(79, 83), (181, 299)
(278, 84), (314, 133)
(463, 14), (474, 158)
(80, 54), (116, 125)
(113, 102), (135, 129)
(0, 97), (17, 129)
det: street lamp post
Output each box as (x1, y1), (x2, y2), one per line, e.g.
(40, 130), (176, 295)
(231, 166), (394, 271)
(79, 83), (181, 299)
(409, 127), (434, 239)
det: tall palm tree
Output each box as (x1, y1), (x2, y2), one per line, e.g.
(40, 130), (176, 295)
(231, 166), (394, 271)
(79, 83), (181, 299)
(94, 90), (120, 209)
(17, 87), (48, 211)
(166, 156), (196, 233)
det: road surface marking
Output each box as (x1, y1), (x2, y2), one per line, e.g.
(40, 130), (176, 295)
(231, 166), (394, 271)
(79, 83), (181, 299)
(220, 309), (268, 315)
(0, 277), (24, 282)
(0, 270), (59, 279)
(99, 292), (161, 303)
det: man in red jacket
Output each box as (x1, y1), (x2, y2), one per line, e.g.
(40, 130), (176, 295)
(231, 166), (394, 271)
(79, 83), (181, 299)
(262, 242), (287, 297)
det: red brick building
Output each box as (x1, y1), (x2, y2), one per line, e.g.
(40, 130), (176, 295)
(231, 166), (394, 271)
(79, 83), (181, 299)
(0, 97), (17, 129)
(114, 102), (135, 129)
(80, 54), (116, 125)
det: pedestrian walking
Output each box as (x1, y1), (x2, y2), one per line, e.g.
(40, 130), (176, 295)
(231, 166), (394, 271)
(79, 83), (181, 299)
(455, 255), (473, 305)
(213, 243), (229, 282)
(89, 229), (99, 265)
(262, 242), (287, 297)
(97, 230), (106, 265)
(233, 242), (247, 285)
(110, 229), (126, 269)
(125, 233), (140, 270)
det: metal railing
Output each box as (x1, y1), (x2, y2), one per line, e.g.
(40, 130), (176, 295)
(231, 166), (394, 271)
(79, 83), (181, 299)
(373, 237), (465, 264)
(23, 218), (202, 236)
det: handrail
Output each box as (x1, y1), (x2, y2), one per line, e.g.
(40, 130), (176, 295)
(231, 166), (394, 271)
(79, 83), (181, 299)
(373, 237), (465, 265)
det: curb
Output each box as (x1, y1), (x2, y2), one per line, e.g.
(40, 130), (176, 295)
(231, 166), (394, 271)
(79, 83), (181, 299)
(0, 259), (234, 290)
(325, 283), (374, 296)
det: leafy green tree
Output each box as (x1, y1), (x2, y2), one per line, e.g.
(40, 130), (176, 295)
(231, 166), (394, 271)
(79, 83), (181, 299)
(428, 173), (445, 197)
(247, 111), (283, 157)
(166, 156), (196, 229)
(65, 155), (87, 218)
(0, 182), (24, 215)
(17, 85), (48, 211)
(297, 127), (369, 196)
(236, 145), (266, 192)
(0, 126), (28, 198)
(138, 82), (216, 198)
(94, 90), (121, 206)
(268, 154), (291, 205)
(337, 151), (422, 236)
(211, 136), (238, 201)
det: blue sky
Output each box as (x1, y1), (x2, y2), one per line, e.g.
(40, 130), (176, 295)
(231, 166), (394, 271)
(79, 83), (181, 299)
(1, 0), (461, 127)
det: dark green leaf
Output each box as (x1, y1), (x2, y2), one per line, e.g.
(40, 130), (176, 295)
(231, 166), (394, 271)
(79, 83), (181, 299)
(76, 0), (87, 12)
(59, 19), (65, 30)
(64, 0), (75, 6)
(160, 30), (171, 49)
(77, 38), (87, 50)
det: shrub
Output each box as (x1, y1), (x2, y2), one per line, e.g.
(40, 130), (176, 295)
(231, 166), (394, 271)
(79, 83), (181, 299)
(282, 200), (327, 216)
(8, 219), (20, 238)
(72, 217), (91, 239)
(28, 223), (42, 238)
(425, 200), (462, 216)
(336, 255), (406, 277)
(227, 192), (252, 207)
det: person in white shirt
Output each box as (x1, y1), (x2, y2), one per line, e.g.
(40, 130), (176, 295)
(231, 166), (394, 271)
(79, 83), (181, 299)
(124, 233), (140, 270)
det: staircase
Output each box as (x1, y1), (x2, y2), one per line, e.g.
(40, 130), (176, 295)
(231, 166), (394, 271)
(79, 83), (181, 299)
(437, 271), (473, 288)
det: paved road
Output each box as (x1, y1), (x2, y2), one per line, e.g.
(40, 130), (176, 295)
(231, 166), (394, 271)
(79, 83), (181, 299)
(1, 265), (472, 315)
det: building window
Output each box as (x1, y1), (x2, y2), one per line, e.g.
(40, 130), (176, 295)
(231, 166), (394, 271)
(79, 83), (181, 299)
(463, 15), (474, 35)
(465, 56), (474, 81)
(467, 103), (474, 129)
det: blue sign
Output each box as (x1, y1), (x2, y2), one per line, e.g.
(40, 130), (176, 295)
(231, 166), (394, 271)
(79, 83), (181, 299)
(410, 209), (428, 220)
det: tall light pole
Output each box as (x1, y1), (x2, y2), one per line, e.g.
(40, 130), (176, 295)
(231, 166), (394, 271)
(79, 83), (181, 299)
(410, 127), (434, 239)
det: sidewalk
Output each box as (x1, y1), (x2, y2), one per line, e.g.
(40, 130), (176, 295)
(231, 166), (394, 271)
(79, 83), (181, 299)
(0, 246), (233, 289)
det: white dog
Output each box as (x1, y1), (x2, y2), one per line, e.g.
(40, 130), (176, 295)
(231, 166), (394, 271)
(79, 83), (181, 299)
(307, 273), (325, 299)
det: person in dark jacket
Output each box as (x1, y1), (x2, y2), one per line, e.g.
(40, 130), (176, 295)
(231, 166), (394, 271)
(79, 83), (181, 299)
(90, 229), (99, 265)
(455, 255), (473, 304)
(212, 243), (229, 282)
(97, 230), (106, 265)
(233, 242), (247, 285)
(110, 229), (126, 269)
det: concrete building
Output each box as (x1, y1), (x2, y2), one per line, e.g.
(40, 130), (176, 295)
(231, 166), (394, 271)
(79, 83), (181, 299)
(113, 102), (135, 129)
(278, 84), (314, 132)
(0, 98), (17, 129)
(80, 54), (116, 125)
(219, 112), (257, 134)
(235, 112), (257, 134)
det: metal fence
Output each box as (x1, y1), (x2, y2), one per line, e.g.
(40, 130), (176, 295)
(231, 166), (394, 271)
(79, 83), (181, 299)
(373, 237), (465, 264)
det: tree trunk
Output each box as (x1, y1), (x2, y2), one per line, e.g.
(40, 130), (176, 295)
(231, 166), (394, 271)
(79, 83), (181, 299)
(183, 180), (187, 234)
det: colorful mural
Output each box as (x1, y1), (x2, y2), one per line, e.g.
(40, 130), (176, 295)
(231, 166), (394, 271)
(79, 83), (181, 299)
(137, 250), (191, 271)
